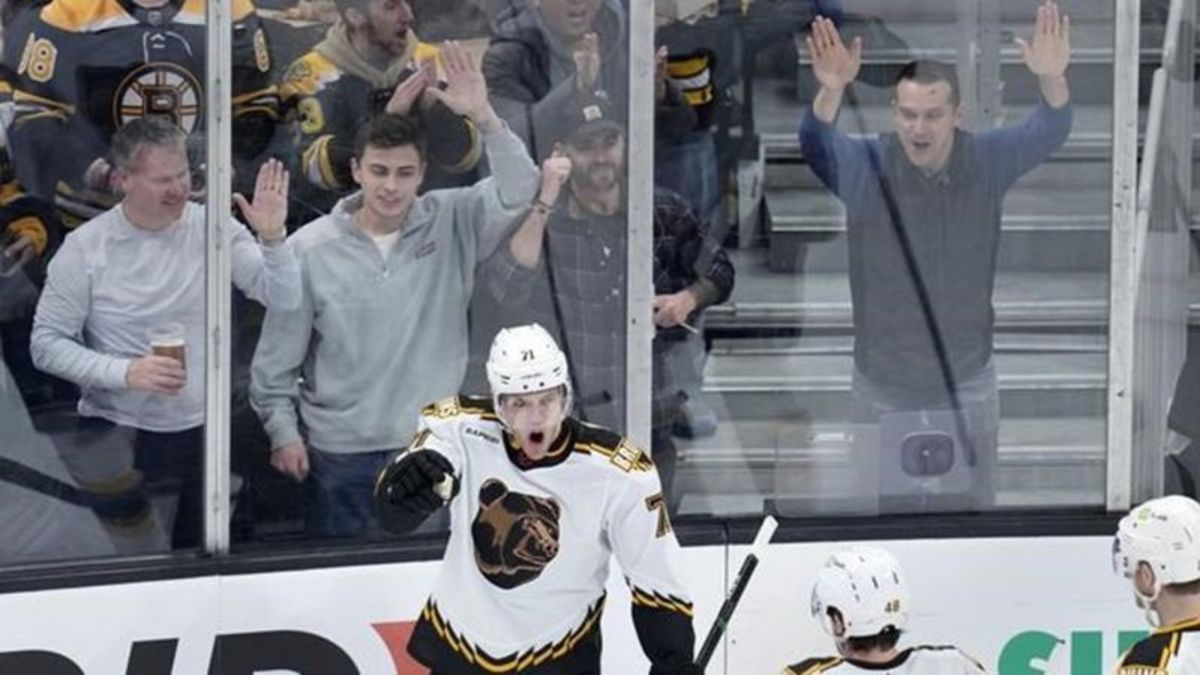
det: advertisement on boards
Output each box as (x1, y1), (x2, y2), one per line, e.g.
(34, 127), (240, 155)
(726, 537), (1147, 675)
(0, 537), (1148, 673)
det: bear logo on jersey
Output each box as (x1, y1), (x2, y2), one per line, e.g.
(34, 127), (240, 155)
(472, 479), (561, 589)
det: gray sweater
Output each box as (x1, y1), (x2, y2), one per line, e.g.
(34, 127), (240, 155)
(31, 202), (300, 432)
(250, 123), (539, 453)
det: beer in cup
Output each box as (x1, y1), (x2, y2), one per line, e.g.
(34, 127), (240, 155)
(147, 323), (186, 370)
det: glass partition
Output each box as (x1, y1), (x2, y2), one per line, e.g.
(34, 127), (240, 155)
(0, 0), (230, 561)
(657, 0), (1116, 518)
(0, 0), (1191, 576)
(232, 0), (642, 548)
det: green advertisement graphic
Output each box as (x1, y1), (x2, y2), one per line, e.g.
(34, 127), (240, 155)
(998, 629), (1148, 675)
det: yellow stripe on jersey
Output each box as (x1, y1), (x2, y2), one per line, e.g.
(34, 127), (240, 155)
(1117, 668), (1168, 675)
(6, 216), (48, 255)
(574, 439), (655, 473)
(441, 117), (483, 174)
(280, 52), (341, 101)
(790, 657), (844, 675)
(421, 396), (499, 421)
(42, 0), (134, 33)
(301, 134), (339, 190)
(630, 586), (695, 618)
(421, 597), (604, 672)
(1164, 632), (1180, 668)
(13, 89), (75, 114)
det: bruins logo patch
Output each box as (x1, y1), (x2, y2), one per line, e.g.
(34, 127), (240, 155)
(472, 479), (560, 589)
(114, 63), (202, 133)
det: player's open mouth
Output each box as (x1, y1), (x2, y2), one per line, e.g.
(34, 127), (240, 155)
(529, 431), (545, 445)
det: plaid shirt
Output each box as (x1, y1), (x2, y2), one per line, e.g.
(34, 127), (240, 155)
(483, 188), (733, 431)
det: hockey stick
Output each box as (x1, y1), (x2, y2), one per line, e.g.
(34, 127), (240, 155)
(695, 515), (779, 670)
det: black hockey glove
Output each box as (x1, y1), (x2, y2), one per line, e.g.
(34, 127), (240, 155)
(374, 449), (457, 533)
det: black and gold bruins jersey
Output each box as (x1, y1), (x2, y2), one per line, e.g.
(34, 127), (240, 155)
(279, 42), (481, 218)
(0, 75), (64, 265)
(783, 646), (987, 675)
(3, 0), (278, 216)
(1117, 618), (1200, 674)
(392, 396), (695, 674)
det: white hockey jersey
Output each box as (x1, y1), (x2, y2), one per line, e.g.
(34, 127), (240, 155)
(782, 646), (987, 675)
(398, 396), (696, 674)
(1116, 617), (1200, 674)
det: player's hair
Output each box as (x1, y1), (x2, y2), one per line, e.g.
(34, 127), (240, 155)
(353, 113), (427, 163)
(827, 608), (903, 652)
(111, 117), (187, 173)
(895, 59), (961, 107)
(332, 0), (369, 16)
(334, 0), (411, 19)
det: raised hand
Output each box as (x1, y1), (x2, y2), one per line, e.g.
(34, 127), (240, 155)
(538, 148), (572, 205)
(1015, 1), (1071, 77)
(425, 40), (495, 126)
(385, 60), (434, 117)
(806, 16), (862, 92)
(233, 158), (288, 244)
(574, 32), (601, 93)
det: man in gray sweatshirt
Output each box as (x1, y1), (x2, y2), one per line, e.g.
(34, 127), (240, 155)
(31, 117), (300, 550)
(250, 41), (540, 539)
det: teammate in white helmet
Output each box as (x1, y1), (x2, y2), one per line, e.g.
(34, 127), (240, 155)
(374, 324), (699, 675)
(783, 546), (986, 674)
(1112, 495), (1200, 673)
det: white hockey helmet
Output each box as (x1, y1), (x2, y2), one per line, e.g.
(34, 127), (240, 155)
(486, 324), (572, 415)
(810, 546), (910, 639)
(1113, 495), (1200, 600)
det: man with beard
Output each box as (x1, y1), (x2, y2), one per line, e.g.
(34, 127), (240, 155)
(482, 0), (627, 160)
(251, 43), (540, 539)
(374, 323), (700, 674)
(479, 98), (734, 512)
(280, 0), (482, 222)
(799, 3), (1072, 509)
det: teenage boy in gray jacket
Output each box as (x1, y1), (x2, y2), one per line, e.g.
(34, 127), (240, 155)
(250, 42), (540, 538)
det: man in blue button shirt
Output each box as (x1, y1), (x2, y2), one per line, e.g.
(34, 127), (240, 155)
(798, 2), (1073, 509)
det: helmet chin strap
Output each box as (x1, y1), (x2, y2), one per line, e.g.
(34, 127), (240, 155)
(1135, 584), (1164, 627)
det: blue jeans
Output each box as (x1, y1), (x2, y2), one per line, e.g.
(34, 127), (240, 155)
(305, 447), (392, 539)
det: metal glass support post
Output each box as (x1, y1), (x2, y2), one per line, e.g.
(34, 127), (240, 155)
(204, 0), (233, 553)
(625, 0), (655, 451)
(958, 0), (1003, 131)
(1107, 0), (1141, 512)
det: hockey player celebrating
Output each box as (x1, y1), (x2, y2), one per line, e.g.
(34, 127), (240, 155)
(1112, 495), (1200, 673)
(374, 323), (700, 674)
(783, 546), (985, 674)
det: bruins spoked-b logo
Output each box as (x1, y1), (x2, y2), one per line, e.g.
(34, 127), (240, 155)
(472, 479), (561, 589)
(114, 63), (202, 133)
